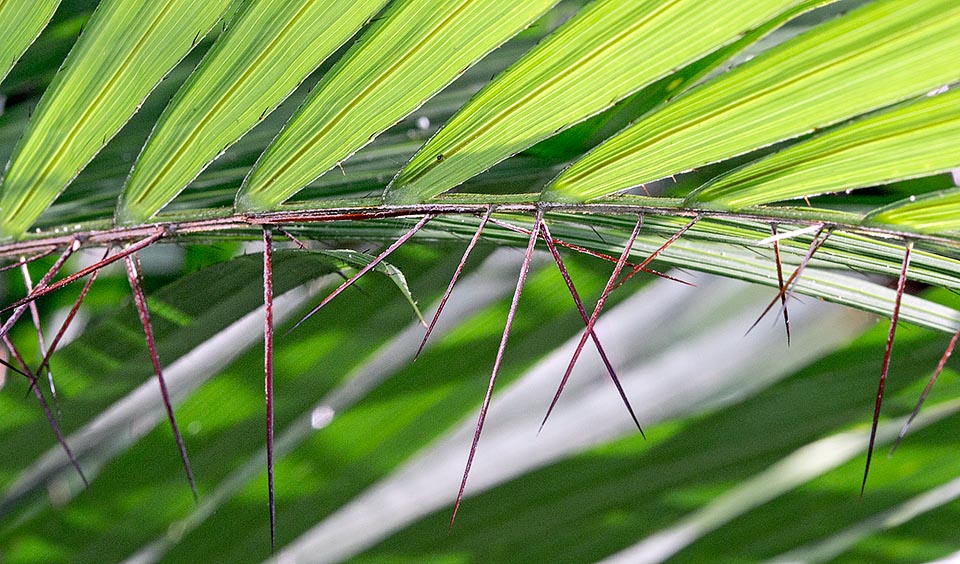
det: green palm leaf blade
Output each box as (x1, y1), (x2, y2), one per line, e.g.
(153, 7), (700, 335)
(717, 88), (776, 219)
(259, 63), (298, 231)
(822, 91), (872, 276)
(235, 0), (559, 213)
(686, 88), (960, 209)
(867, 187), (960, 233)
(0, 0), (232, 240)
(0, 1), (61, 87)
(384, 0), (823, 205)
(544, 0), (960, 202)
(115, 0), (389, 225)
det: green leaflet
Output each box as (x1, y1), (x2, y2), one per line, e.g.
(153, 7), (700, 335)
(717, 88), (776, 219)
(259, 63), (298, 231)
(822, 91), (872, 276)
(867, 187), (960, 234)
(116, 0), (389, 225)
(235, 0), (559, 212)
(313, 249), (426, 326)
(687, 88), (960, 209)
(384, 0), (822, 204)
(0, 0), (232, 240)
(545, 0), (960, 202)
(0, 1), (61, 87)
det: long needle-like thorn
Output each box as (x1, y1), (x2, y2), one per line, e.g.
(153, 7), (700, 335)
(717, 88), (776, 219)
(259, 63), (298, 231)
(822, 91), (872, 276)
(745, 226), (830, 336)
(2, 335), (88, 486)
(540, 221), (643, 436)
(890, 327), (960, 455)
(275, 226), (309, 250)
(416, 209), (492, 360)
(0, 246), (58, 273)
(451, 209), (543, 530)
(21, 261), (59, 414)
(263, 228), (276, 552)
(2, 229), (164, 315)
(35, 248), (110, 378)
(862, 241), (912, 496)
(486, 217), (690, 287)
(1, 240), (79, 341)
(614, 215), (700, 290)
(541, 214), (644, 431)
(287, 215), (435, 334)
(124, 253), (197, 502)
(1, 355), (29, 378)
(771, 225), (791, 345)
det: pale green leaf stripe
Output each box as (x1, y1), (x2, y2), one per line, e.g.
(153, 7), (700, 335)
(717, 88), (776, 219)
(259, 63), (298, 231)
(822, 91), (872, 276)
(385, 0), (821, 205)
(867, 187), (960, 233)
(687, 88), (960, 209)
(0, 0), (232, 240)
(546, 0), (960, 202)
(116, 0), (389, 225)
(235, 0), (558, 212)
(0, 1), (61, 87)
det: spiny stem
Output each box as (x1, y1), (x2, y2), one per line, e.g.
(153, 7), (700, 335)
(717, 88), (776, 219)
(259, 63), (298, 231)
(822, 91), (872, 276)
(2, 229), (164, 315)
(540, 214), (643, 431)
(746, 226), (831, 336)
(2, 334), (88, 486)
(2, 203), (954, 262)
(540, 220), (643, 435)
(771, 224), (791, 345)
(124, 252), (197, 502)
(614, 215), (700, 290)
(862, 240), (912, 496)
(287, 215), (435, 334)
(21, 261), (59, 415)
(263, 227), (276, 552)
(416, 208), (492, 360)
(891, 327), (960, 455)
(451, 209), (542, 530)
(35, 248), (109, 378)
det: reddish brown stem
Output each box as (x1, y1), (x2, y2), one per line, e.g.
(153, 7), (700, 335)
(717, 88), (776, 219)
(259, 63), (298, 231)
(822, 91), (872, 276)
(540, 220), (643, 435)
(124, 253), (197, 501)
(540, 215), (644, 431)
(451, 209), (543, 529)
(287, 215), (435, 334)
(862, 240), (912, 496)
(416, 208), (492, 360)
(263, 228), (276, 552)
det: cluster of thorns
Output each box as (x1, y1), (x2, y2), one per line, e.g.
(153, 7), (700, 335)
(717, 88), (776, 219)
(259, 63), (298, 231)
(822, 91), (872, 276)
(1, 207), (957, 552)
